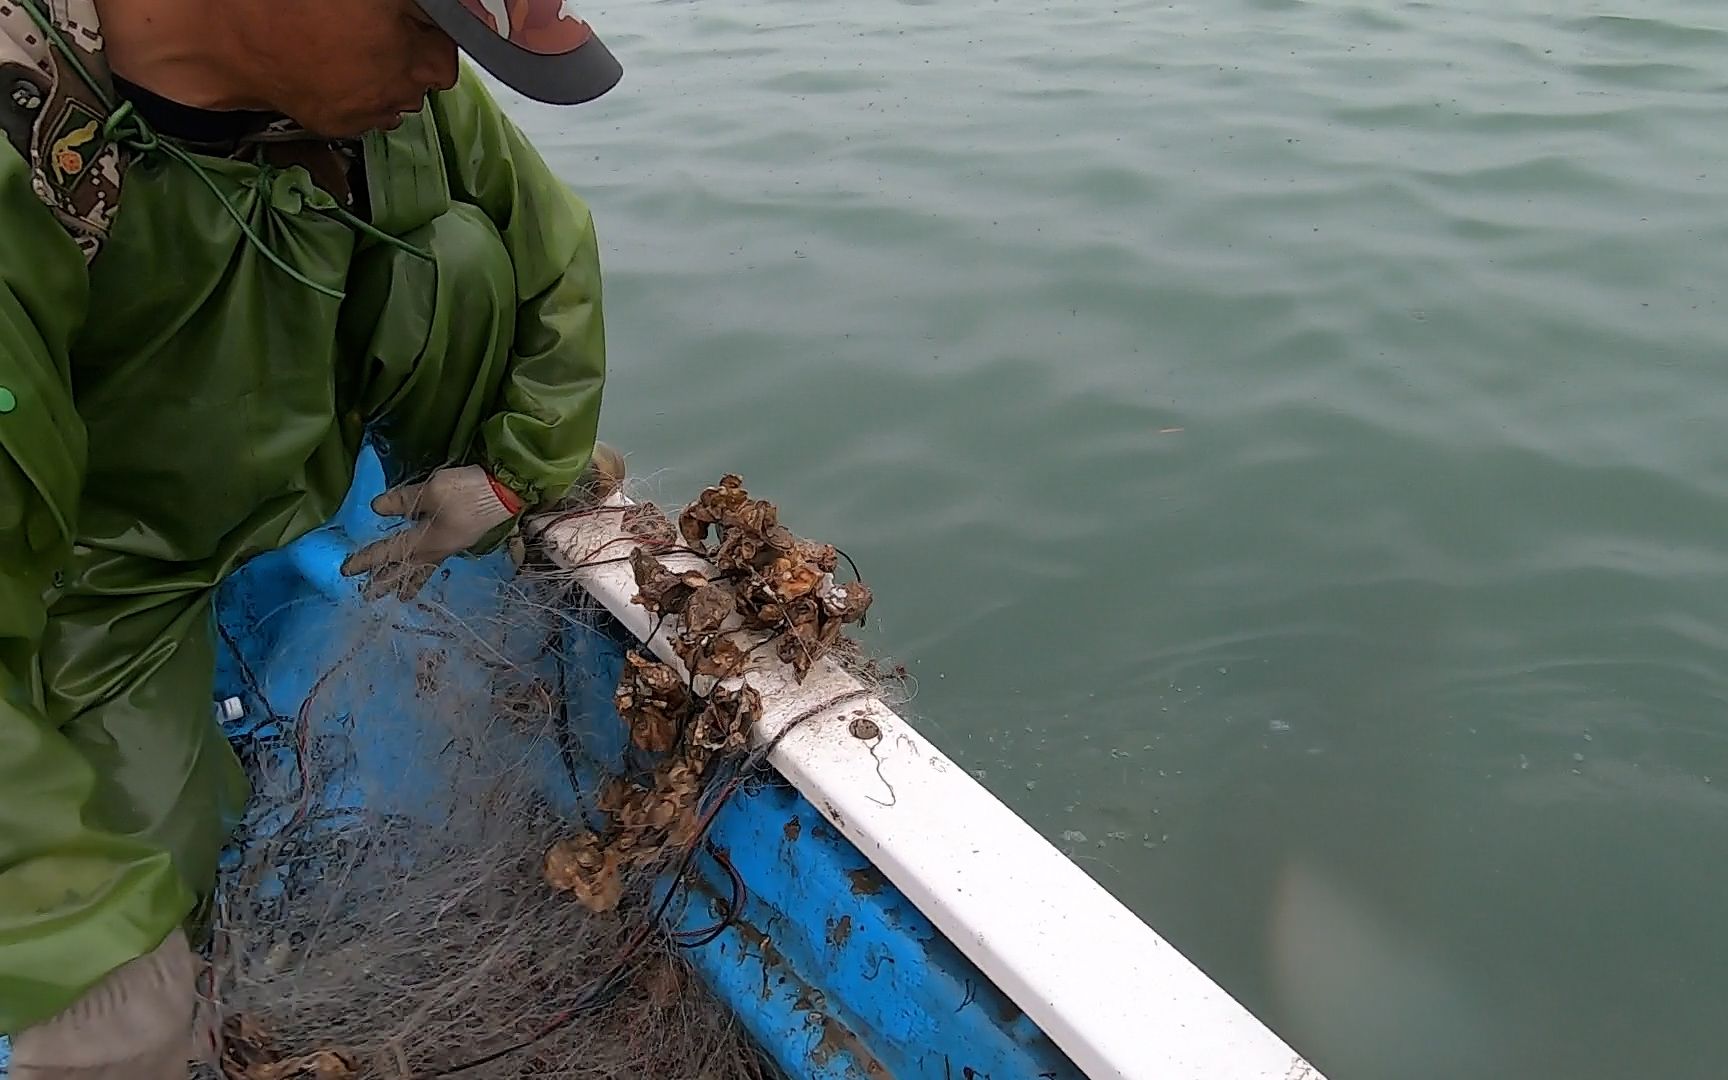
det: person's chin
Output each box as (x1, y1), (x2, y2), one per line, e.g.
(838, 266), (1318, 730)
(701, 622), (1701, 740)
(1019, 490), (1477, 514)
(364, 101), (427, 134)
(293, 108), (405, 139)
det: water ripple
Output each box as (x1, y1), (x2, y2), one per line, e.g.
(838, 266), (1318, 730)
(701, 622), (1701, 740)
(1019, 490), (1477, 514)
(512, 3), (1728, 1077)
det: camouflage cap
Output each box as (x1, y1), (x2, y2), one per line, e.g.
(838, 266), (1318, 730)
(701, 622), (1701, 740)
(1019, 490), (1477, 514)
(414, 0), (621, 104)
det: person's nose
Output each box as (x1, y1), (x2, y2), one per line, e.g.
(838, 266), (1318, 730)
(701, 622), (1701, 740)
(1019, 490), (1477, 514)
(417, 34), (460, 94)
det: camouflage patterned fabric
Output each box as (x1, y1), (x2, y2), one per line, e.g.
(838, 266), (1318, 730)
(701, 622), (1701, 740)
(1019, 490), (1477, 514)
(0, 0), (125, 261)
(0, 0), (609, 1037)
(0, 55), (608, 1034)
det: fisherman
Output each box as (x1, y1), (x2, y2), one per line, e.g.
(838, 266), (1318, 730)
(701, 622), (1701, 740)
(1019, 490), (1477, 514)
(0, 0), (624, 1074)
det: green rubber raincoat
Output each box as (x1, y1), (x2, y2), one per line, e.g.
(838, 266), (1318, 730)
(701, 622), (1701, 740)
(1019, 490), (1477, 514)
(0, 13), (606, 1034)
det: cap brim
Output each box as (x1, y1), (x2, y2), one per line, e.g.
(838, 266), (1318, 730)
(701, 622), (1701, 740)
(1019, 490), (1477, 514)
(419, 0), (623, 105)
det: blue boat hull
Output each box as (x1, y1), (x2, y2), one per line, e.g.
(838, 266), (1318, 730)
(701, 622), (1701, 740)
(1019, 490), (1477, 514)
(213, 450), (1084, 1078)
(0, 450), (1082, 1079)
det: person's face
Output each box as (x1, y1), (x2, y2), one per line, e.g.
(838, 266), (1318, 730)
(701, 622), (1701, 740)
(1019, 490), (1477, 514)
(238, 0), (461, 137)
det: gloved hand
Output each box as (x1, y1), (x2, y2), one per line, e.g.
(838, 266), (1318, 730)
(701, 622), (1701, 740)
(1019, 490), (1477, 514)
(9, 929), (196, 1080)
(341, 464), (521, 601)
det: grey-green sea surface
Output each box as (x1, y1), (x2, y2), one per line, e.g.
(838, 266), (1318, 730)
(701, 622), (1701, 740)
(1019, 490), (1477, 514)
(507, 3), (1728, 1076)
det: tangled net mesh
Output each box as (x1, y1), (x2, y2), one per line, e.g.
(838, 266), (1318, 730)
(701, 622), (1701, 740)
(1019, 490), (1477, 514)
(204, 469), (901, 1080)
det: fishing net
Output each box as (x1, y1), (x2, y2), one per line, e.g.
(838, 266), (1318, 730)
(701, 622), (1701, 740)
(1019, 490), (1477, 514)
(202, 470), (888, 1080)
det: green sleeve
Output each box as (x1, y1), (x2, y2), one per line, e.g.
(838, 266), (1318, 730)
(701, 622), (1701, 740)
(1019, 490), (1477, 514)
(430, 67), (607, 508)
(0, 146), (190, 1033)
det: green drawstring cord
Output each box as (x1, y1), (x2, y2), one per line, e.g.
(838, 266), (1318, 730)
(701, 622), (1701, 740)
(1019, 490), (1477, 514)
(19, 0), (434, 300)
(317, 200), (428, 254)
(102, 103), (347, 299)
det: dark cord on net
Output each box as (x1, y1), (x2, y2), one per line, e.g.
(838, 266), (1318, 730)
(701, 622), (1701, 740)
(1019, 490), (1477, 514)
(414, 684), (873, 1078)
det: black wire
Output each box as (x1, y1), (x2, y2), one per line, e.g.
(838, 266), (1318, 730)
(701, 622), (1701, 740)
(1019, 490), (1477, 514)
(417, 688), (872, 1077)
(833, 545), (864, 584)
(215, 616), (288, 723)
(671, 921), (733, 951)
(671, 840), (748, 949)
(831, 546), (870, 628)
(416, 961), (636, 1078)
(549, 621), (587, 800)
(419, 794), (736, 1077)
(414, 523), (872, 1076)
(562, 544), (711, 572)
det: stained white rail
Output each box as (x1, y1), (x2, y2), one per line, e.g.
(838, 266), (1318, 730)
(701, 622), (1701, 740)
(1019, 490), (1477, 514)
(536, 501), (1323, 1080)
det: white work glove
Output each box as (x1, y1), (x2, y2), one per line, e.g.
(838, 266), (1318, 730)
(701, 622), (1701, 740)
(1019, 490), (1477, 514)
(340, 464), (521, 601)
(9, 929), (196, 1080)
